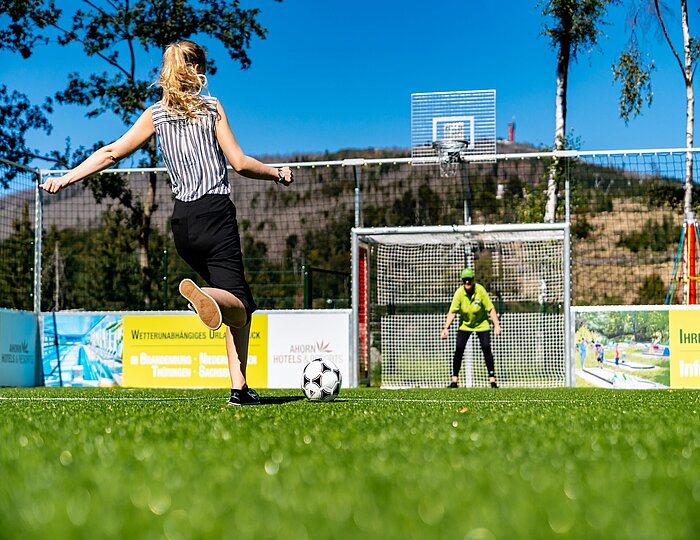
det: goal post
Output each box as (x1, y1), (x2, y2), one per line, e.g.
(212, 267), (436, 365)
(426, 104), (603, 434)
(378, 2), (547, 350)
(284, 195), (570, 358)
(351, 224), (572, 388)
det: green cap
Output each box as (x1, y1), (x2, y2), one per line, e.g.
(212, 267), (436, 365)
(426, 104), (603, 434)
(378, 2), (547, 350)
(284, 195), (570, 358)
(460, 268), (474, 279)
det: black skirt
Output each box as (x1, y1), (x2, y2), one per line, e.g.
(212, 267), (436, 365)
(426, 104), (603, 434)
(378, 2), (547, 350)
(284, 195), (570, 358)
(170, 194), (257, 318)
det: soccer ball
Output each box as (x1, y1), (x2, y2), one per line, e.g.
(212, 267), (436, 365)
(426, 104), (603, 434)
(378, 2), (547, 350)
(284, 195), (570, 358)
(301, 358), (342, 402)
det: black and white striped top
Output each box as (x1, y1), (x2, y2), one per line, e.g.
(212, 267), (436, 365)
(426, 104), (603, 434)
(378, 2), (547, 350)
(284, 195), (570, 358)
(152, 96), (230, 202)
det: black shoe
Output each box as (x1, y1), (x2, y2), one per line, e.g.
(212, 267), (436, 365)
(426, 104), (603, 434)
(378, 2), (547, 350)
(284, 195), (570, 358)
(490, 381), (499, 389)
(447, 381), (458, 388)
(228, 387), (261, 406)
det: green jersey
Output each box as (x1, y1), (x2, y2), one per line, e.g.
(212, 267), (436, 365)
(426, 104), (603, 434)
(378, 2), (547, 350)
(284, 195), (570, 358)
(449, 283), (494, 332)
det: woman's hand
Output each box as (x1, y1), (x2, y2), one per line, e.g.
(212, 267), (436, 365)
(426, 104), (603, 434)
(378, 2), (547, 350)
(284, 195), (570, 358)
(40, 175), (72, 194)
(277, 166), (294, 186)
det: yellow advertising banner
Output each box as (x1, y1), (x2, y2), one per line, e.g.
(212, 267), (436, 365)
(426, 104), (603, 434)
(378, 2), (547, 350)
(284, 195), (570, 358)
(122, 314), (268, 388)
(246, 313), (268, 389)
(669, 309), (700, 388)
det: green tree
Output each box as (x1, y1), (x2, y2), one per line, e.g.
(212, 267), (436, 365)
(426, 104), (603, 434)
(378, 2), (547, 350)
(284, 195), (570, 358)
(1, 0), (281, 306)
(301, 212), (354, 307)
(637, 273), (667, 304)
(633, 310), (669, 341)
(647, 180), (700, 213)
(616, 215), (681, 252)
(538, 0), (619, 222)
(517, 180), (548, 223)
(0, 85), (52, 185)
(0, 204), (35, 310)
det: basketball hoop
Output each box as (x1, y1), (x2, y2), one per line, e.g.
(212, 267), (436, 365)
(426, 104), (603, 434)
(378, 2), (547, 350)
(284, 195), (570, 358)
(433, 140), (468, 177)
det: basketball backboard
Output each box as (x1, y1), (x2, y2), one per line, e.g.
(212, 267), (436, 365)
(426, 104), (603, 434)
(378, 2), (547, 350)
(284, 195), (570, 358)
(411, 90), (496, 163)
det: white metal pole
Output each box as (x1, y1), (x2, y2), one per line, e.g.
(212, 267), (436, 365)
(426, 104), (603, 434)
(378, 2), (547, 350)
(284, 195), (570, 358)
(350, 229), (359, 387)
(563, 221), (572, 386)
(34, 170), (45, 315)
(564, 164), (573, 385)
(353, 165), (362, 228)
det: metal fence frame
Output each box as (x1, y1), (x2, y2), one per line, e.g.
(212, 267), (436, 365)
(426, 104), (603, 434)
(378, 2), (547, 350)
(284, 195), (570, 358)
(7, 145), (700, 312)
(3, 147), (700, 387)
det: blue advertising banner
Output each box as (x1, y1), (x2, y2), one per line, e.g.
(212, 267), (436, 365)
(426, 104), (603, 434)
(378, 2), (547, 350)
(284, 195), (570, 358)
(0, 309), (38, 387)
(42, 313), (123, 387)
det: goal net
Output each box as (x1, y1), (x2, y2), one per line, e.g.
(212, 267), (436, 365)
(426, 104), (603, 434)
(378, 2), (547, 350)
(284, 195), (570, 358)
(352, 225), (571, 388)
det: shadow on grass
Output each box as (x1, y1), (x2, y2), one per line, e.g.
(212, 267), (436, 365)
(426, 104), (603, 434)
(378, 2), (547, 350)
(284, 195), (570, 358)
(228, 396), (348, 406)
(258, 395), (306, 405)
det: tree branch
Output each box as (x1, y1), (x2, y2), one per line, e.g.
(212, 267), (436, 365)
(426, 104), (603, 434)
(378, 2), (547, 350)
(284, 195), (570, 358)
(81, 0), (123, 31)
(19, 152), (66, 165)
(43, 15), (133, 80)
(652, 0), (686, 79)
(123, 0), (137, 82)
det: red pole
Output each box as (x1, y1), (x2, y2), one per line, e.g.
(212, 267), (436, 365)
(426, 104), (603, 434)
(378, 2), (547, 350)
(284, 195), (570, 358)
(677, 224), (687, 304)
(690, 222), (697, 304)
(358, 247), (369, 374)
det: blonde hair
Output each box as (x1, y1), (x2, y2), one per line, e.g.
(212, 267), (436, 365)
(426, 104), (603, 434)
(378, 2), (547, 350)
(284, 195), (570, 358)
(157, 40), (209, 119)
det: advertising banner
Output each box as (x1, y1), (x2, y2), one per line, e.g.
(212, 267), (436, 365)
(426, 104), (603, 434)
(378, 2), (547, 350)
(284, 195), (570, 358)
(574, 305), (700, 389)
(267, 311), (351, 388)
(122, 313), (268, 388)
(42, 313), (123, 387)
(0, 309), (37, 387)
(42, 310), (350, 389)
(669, 310), (700, 387)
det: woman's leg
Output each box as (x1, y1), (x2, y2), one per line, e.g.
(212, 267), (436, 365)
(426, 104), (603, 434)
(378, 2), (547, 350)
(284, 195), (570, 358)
(204, 287), (248, 328)
(178, 280), (248, 329)
(477, 331), (497, 386)
(451, 330), (471, 383)
(225, 322), (250, 390)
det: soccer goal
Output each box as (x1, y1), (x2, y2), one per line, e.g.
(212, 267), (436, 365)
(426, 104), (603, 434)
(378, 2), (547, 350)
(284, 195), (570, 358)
(351, 224), (572, 388)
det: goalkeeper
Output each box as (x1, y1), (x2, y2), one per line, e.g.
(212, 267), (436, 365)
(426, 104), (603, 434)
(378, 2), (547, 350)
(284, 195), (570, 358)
(441, 268), (502, 388)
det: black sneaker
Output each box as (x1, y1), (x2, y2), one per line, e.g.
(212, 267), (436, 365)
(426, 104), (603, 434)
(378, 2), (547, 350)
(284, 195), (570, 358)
(490, 381), (499, 389)
(447, 381), (458, 388)
(227, 387), (261, 406)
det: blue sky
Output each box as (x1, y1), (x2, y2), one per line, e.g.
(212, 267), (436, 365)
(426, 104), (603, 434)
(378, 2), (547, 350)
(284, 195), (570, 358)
(2, 0), (699, 165)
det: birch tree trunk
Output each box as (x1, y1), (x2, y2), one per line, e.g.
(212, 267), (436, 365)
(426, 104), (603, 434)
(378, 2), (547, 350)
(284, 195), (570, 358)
(680, 0), (694, 217)
(545, 39), (570, 223)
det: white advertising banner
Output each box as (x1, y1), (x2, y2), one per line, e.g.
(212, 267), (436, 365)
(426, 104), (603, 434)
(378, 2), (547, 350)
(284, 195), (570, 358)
(267, 310), (351, 389)
(0, 309), (37, 387)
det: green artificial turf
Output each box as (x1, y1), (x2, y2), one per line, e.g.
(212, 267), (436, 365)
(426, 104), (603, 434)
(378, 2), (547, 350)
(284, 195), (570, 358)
(1, 387), (699, 539)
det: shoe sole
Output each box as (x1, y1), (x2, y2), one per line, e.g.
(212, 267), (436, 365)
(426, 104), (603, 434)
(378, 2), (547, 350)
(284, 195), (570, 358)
(179, 279), (222, 331)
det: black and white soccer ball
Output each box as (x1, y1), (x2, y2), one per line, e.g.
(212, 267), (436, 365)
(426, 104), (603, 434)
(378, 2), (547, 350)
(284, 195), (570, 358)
(301, 358), (342, 402)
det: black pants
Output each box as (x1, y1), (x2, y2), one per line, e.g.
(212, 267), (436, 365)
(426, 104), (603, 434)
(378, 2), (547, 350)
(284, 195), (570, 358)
(170, 194), (257, 319)
(452, 329), (495, 378)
